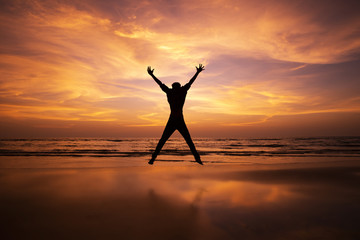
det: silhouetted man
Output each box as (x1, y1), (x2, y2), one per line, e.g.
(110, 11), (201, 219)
(147, 64), (204, 165)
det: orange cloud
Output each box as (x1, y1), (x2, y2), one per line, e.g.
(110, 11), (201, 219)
(0, 0), (359, 136)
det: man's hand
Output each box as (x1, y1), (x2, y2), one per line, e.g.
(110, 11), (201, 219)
(147, 66), (154, 75)
(196, 64), (205, 73)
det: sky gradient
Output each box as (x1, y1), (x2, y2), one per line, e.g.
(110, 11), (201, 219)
(1, 0), (360, 137)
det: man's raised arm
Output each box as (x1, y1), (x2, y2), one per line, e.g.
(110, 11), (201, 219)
(184, 64), (205, 89)
(147, 66), (169, 92)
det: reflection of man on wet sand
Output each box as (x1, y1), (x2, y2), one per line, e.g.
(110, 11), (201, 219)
(147, 64), (204, 165)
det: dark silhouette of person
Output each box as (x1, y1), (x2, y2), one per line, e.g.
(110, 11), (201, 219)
(147, 64), (204, 165)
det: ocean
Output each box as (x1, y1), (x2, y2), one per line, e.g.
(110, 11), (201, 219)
(1, 136), (359, 168)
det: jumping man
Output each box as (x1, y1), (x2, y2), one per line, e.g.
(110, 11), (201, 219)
(147, 64), (204, 165)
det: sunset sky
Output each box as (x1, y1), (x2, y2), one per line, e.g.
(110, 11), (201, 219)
(1, 0), (360, 137)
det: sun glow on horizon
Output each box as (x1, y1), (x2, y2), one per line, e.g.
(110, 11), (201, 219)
(1, 0), (360, 137)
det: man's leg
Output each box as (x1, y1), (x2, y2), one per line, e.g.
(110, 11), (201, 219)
(177, 121), (203, 165)
(149, 121), (176, 164)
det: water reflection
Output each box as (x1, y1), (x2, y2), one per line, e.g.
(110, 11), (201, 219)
(1, 165), (359, 239)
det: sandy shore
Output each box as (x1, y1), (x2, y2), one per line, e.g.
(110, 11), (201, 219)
(1, 160), (360, 239)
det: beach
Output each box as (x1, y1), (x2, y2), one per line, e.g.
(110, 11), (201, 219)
(1, 137), (360, 239)
(1, 158), (360, 240)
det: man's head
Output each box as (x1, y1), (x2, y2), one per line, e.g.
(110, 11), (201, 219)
(172, 82), (181, 89)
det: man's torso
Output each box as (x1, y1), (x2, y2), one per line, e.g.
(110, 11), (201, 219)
(166, 87), (188, 116)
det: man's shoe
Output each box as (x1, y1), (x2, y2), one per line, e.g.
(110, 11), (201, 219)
(195, 158), (203, 165)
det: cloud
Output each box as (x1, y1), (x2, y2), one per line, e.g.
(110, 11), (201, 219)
(0, 0), (359, 136)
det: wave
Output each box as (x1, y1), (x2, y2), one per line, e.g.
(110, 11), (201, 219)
(0, 137), (359, 158)
(1, 149), (359, 157)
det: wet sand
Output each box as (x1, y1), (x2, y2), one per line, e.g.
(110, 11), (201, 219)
(1, 161), (360, 240)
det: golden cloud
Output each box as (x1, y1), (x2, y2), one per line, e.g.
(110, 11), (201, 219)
(0, 0), (359, 135)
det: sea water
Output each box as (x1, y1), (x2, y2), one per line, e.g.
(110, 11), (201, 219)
(0, 137), (359, 168)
